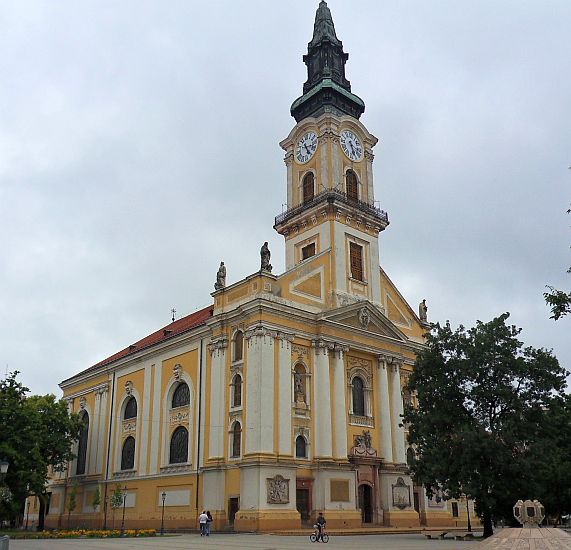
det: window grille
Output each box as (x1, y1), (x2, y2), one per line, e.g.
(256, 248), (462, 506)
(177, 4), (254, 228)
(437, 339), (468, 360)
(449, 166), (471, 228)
(172, 382), (190, 408)
(169, 426), (189, 464)
(121, 436), (135, 470)
(76, 412), (89, 475)
(124, 397), (137, 420)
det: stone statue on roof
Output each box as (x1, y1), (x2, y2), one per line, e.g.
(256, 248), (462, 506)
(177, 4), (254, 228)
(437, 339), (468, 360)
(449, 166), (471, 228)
(214, 261), (226, 290)
(260, 242), (272, 273)
(309, 1), (340, 47)
(419, 299), (428, 323)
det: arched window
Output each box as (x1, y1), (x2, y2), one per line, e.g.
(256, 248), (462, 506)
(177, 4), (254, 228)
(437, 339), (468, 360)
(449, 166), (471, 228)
(124, 396), (137, 420)
(231, 421), (242, 458)
(121, 436), (135, 470)
(169, 426), (189, 464)
(232, 374), (242, 408)
(352, 376), (365, 416)
(295, 435), (307, 458)
(234, 331), (244, 362)
(302, 172), (315, 203)
(172, 382), (190, 408)
(76, 411), (89, 475)
(346, 170), (358, 201)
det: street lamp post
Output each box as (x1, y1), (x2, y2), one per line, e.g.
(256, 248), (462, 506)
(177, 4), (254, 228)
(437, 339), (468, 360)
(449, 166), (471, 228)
(25, 500), (30, 530)
(103, 495), (108, 530)
(160, 492), (166, 536)
(120, 486), (127, 537)
(466, 497), (472, 533)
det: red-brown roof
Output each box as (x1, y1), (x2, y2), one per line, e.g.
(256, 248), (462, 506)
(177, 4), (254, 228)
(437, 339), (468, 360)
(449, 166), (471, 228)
(61, 304), (213, 385)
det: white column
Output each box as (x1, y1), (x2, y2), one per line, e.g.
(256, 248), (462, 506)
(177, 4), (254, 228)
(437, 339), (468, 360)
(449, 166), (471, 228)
(277, 332), (294, 456)
(332, 344), (349, 459)
(377, 355), (394, 462)
(208, 338), (227, 459)
(245, 326), (275, 455)
(390, 361), (406, 464)
(312, 340), (333, 458)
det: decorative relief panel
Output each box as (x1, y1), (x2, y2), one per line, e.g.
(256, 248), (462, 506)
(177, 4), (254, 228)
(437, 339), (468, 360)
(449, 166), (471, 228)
(266, 475), (289, 504)
(292, 344), (309, 359)
(392, 477), (411, 509)
(169, 409), (189, 425)
(122, 419), (136, 434)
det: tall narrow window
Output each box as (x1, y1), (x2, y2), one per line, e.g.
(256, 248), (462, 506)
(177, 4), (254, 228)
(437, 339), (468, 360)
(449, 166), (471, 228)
(302, 172), (315, 203)
(121, 436), (135, 470)
(295, 435), (307, 458)
(76, 411), (89, 475)
(231, 421), (242, 458)
(349, 242), (364, 281)
(451, 502), (459, 518)
(124, 397), (137, 420)
(346, 170), (358, 201)
(172, 382), (190, 408)
(232, 374), (242, 407)
(352, 376), (365, 416)
(169, 426), (189, 464)
(234, 331), (244, 362)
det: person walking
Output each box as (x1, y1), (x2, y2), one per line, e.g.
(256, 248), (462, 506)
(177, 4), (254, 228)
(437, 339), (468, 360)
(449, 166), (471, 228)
(206, 511), (213, 536)
(198, 510), (208, 536)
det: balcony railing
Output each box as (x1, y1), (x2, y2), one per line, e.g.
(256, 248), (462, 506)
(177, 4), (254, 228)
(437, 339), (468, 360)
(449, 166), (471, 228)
(274, 189), (389, 227)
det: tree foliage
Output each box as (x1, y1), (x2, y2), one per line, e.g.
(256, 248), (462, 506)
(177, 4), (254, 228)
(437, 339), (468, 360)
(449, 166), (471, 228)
(0, 372), (81, 523)
(544, 204), (571, 320)
(404, 314), (567, 537)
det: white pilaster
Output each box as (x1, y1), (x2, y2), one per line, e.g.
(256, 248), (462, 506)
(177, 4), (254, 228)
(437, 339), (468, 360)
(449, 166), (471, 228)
(89, 391), (101, 475)
(390, 361), (406, 464)
(96, 387), (108, 474)
(312, 340), (333, 458)
(138, 363), (152, 475)
(208, 337), (227, 459)
(331, 344), (349, 459)
(377, 355), (393, 463)
(245, 325), (275, 455)
(277, 332), (294, 456)
(149, 363), (162, 474)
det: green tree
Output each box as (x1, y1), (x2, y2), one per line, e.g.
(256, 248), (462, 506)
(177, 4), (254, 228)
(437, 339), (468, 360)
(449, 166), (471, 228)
(0, 372), (81, 528)
(66, 483), (77, 529)
(110, 484), (124, 530)
(92, 485), (101, 512)
(404, 314), (567, 537)
(544, 204), (571, 320)
(528, 394), (571, 524)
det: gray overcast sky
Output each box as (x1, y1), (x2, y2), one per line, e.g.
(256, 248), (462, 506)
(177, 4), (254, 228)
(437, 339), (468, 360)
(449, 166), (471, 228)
(1, 1), (569, 396)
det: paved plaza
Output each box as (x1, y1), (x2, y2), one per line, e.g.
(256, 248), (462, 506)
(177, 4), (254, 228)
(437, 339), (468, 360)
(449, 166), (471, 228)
(9, 533), (480, 550)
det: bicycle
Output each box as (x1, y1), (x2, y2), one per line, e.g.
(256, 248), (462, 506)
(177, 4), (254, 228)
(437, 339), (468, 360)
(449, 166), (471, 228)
(309, 526), (329, 543)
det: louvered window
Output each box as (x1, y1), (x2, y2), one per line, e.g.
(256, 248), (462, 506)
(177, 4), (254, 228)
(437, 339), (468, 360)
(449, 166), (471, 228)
(350, 242), (364, 281)
(346, 170), (358, 201)
(231, 422), (242, 458)
(234, 331), (244, 362)
(302, 173), (315, 203)
(232, 375), (242, 407)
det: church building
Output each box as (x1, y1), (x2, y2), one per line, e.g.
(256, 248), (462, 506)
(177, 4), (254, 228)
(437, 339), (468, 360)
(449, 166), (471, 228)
(41, 1), (473, 532)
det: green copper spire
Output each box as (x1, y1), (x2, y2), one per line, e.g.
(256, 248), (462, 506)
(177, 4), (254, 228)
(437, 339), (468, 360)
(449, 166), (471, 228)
(309, 1), (341, 48)
(291, 1), (365, 122)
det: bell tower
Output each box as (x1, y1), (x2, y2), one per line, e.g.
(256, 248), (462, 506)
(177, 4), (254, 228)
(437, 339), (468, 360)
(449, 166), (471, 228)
(274, 1), (389, 309)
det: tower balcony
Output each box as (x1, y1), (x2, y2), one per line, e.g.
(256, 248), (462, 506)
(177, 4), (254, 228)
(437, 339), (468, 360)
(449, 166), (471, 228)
(274, 188), (389, 230)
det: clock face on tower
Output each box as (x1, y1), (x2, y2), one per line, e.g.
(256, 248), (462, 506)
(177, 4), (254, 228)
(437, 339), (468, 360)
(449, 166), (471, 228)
(340, 129), (363, 161)
(295, 131), (318, 164)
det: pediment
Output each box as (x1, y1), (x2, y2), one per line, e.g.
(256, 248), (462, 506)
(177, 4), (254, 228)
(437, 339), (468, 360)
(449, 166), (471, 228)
(319, 301), (407, 342)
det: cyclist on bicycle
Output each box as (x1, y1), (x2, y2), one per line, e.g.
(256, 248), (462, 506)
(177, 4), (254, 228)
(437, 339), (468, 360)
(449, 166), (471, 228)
(315, 512), (326, 541)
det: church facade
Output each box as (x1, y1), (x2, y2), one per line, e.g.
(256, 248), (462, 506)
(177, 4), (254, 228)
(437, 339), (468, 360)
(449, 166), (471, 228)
(40, 2), (475, 532)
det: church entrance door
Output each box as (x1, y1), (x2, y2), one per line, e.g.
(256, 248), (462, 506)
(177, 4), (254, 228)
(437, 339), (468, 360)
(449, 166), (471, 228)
(228, 497), (239, 526)
(296, 488), (310, 524)
(358, 484), (373, 523)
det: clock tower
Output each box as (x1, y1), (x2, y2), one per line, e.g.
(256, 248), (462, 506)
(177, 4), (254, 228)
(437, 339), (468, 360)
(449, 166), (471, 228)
(275, 0), (389, 310)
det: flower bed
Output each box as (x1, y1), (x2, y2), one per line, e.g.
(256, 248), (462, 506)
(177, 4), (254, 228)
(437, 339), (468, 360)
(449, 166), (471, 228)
(1, 529), (156, 539)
